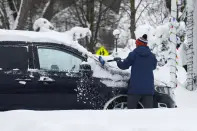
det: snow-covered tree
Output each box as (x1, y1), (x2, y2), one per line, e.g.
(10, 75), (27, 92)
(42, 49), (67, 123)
(0, 0), (51, 30)
(0, 0), (16, 29)
(51, 0), (119, 53)
(185, 0), (196, 91)
(193, 0), (197, 90)
(117, 0), (170, 47)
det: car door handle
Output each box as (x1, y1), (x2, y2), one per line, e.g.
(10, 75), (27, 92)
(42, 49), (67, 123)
(66, 72), (73, 77)
(15, 78), (32, 85)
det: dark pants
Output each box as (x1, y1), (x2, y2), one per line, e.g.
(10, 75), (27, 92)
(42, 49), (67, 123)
(127, 94), (153, 109)
(183, 65), (187, 72)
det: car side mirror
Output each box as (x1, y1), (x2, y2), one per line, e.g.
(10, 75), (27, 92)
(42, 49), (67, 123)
(79, 64), (93, 77)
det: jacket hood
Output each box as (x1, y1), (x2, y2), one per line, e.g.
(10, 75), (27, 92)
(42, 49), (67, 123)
(135, 46), (151, 57)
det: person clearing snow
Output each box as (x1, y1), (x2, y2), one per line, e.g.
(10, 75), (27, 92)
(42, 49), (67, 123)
(114, 34), (157, 109)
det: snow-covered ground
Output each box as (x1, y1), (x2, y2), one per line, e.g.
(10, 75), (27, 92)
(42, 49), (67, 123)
(175, 86), (197, 108)
(0, 108), (197, 131)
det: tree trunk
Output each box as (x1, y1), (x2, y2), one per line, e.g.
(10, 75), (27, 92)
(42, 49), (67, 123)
(43, 0), (55, 20)
(14, 0), (33, 30)
(86, 0), (95, 53)
(130, 0), (136, 39)
(43, 0), (75, 21)
(7, 0), (18, 19)
(0, 0), (11, 29)
(165, 0), (171, 12)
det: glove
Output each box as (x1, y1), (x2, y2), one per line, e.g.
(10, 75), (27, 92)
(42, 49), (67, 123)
(176, 44), (181, 49)
(114, 57), (121, 62)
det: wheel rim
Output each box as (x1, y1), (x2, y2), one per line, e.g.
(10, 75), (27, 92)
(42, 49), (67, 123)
(113, 102), (127, 109)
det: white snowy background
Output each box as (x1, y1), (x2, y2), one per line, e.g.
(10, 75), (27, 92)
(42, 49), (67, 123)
(1, 0), (197, 131)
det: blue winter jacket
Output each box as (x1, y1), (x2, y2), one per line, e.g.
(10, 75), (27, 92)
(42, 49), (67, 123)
(117, 46), (157, 95)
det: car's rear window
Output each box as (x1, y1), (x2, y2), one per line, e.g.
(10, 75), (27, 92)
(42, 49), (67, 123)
(0, 46), (28, 70)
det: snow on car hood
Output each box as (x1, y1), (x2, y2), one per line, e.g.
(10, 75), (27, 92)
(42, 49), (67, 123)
(84, 54), (130, 88)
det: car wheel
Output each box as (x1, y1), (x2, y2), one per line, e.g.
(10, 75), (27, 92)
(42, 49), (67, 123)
(103, 95), (143, 109)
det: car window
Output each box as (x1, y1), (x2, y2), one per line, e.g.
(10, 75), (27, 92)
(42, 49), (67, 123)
(38, 48), (83, 72)
(0, 46), (28, 70)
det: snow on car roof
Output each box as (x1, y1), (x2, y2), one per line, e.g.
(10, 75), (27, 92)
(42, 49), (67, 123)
(0, 29), (89, 55)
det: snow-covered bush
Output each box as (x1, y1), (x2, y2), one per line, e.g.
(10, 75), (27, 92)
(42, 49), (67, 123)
(125, 39), (136, 51)
(116, 0), (170, 46)
(134, 21), (186, 67)
(33, 18), (55, 32)
(66, 27), (91, 41)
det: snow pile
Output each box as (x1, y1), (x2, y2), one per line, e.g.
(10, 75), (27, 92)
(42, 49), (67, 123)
(0, 109), (197, 131)
(33, 18), (55, 32)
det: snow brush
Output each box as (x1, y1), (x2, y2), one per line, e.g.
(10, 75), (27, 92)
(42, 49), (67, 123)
(98, 56), (116, 66)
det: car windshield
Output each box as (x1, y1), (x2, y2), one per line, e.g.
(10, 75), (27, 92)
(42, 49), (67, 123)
(0, 46), (28, 70)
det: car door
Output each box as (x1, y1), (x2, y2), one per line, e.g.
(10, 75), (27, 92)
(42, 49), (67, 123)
(32, 44), (85, 109)
(0, 43), (35, 110)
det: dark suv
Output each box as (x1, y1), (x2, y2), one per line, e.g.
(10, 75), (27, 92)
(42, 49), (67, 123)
(0, 32), (175, 111)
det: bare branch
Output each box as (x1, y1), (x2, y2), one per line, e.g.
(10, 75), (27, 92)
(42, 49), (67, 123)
(136, 0), (143, 11)
(12, 0), (18, 12)
(78, 3), (88, 26)
(135, 3), (150, 24)
(72, 0), (86, 27)
(41, 0), (51, 17)
(94, 0), (103, 45)
(120, 6), (131, 17)
(14, 0), (34, 29)
(121, 1), (131, 9)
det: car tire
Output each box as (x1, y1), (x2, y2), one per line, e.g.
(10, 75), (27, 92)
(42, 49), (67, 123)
(103, 95), (143, 110)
